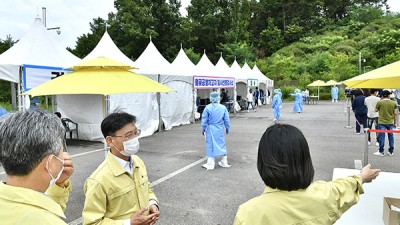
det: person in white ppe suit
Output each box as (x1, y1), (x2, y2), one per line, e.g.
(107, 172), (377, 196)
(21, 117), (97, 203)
(201, 92), (231, 170)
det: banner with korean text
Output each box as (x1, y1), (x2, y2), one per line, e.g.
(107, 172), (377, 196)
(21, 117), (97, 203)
(193, 76), (235, 89)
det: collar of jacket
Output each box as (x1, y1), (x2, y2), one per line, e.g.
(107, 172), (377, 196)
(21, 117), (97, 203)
(107, 152), (141, 176)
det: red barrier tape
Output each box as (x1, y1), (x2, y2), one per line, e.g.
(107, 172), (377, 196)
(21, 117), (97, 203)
(369, 129), (400, 134)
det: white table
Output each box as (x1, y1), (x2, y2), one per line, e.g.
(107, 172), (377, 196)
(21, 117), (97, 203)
(333, 168), (400, 225)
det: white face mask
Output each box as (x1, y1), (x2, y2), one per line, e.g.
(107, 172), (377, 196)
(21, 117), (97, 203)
(46, 155), (64, 189)
(120, 137), (140, 156)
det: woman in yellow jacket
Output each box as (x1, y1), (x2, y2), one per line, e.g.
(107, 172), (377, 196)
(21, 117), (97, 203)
(234, 123), (380, 225)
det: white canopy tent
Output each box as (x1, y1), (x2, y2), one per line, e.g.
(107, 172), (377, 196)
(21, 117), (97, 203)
(135, 40), (193, 131)
(194, 52), (225, 99)
(170, 47), (197, 124)
(0, 17), (80, 110)
(252, 64), (274, 101)
(230, 59), (248, 103)
(215, 55), (235, 109)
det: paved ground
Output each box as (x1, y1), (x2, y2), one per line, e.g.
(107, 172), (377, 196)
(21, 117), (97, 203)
(1, 100), (399, 225)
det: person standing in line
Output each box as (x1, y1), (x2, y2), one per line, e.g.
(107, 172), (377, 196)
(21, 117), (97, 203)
(220, 88), (229, 111)
(0, 109), (74, 225)
(352, 89), (368, 134)
(272, 89), (281, 122)
(304, 88), (310, 104)
(247, 89), (255, 112)
(259, 89), (265, 105)
(201, 92), (231, 170)
(266, 89), (271, 105)
(253, 87), (260, 109)
(290, 88), (303, 113)
(331, 85), (339, 102)
(364, 89), (380, 146)
(233, 123), (380, 225)
(373, 90), (398, 157)
(82, 112), (160, 225)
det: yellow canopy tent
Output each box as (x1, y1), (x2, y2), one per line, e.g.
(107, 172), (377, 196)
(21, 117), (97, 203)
(342, 60), (400, 88)
(307, 80), (326, 100)
(323, 80), (341, 86)
(23, 56), (174, 117)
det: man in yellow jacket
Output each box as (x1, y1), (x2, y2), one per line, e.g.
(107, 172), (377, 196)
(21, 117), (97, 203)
(83, 112), (159, 225)
(0, 109), (74, 225)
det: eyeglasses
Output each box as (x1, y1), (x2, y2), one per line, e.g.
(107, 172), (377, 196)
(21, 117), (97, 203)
(112, 129), (141, 139)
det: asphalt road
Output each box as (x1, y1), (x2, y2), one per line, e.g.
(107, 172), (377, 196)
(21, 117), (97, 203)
(1, 100), (399, 225)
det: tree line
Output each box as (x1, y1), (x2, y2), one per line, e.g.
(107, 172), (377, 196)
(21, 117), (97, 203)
(1, 0), (400, 102)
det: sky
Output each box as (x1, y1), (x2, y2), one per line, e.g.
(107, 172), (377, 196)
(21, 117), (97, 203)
(0, 0), (399, 50)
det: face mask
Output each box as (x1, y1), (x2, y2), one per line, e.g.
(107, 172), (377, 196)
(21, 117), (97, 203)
(46, 155), (64, 189)
(120, 137), (140, 156)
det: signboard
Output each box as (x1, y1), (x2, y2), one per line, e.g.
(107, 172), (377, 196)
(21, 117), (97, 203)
(23, 64), (71, 91)
(267, 80), (274, 87)
(247, 79), (258, 87)
(193, 76), (235, 89)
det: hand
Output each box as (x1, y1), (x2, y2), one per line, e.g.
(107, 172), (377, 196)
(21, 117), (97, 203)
(226, 129), (229, 134)
(130, 208), (159, 225)
(56, 152), (74, 187)
(360, 164), (380, 183)
(148, 205), (160, 225)
(202, 130), (205, 136)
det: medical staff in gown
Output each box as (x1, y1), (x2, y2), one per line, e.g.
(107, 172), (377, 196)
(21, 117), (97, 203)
(278, 88), (283, 108)
(290, 88), (303, 113)
(272, 89), (281, 121)
(331, 85), (339, 102)
(201, 92), (231, 170)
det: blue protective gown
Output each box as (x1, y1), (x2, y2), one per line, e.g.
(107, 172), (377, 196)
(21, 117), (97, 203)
(201, 103), (230, 157)
(278, 91), (283, 108)
(331, 86), (339, 100)
(290, 93), (303, 113)
(272, 94), (281, 120)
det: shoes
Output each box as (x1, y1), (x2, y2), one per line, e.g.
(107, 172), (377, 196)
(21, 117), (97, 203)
(373, 151), (385, 157)
(247, 110), (249, 112)
(368, 141), (371, 146)
(202, 157), (215, 170)
(388, 152), (394, 156)
(375, 142), (379, 147)
(355, 132), (360, 135)
(218, 156), (231, 168)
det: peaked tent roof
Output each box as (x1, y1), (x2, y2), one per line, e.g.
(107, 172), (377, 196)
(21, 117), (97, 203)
(171, 47), (196, 77)
(0, 18), (80, 83)
(252, 64), (268, 84)
(242, 62), (255, 79)
(83, 31), (137, 68)
(230, 59), (247, 83)
(135, 39), (178, 76)
(195, 52), (222, 77)
(215, 55), (233, 78)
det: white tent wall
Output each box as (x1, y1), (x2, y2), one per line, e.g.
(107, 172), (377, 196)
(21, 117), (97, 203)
(57, 95), (103, 141)
(109, 93), (159, 137)
(160, 80), (193, 130)
(236, 82), (248, 101)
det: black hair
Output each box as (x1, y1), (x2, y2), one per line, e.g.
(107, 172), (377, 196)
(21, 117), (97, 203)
(54, 112), (62, 118)
(257, 123), (314, 191)
(101, 112), (136, 138)
(382, 90), (391, 97)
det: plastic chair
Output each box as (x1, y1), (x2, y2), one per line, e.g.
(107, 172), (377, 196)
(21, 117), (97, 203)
(61, 118), (79, 139)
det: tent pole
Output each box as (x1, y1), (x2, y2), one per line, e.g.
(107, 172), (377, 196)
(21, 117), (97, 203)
(11, 82), (17, 111)
(157, 74), (163, 132)
(18, 66), (23, 111)
(191, 88), (195, 123)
